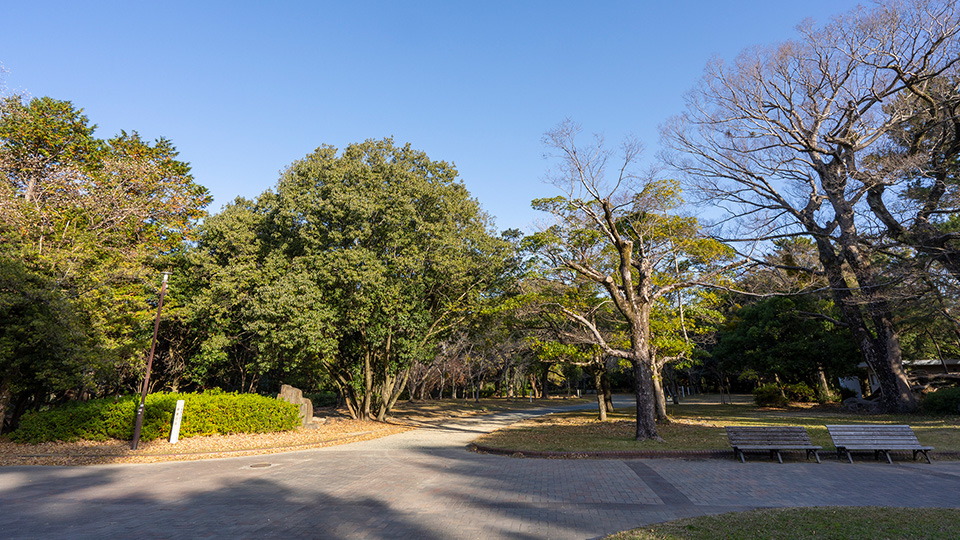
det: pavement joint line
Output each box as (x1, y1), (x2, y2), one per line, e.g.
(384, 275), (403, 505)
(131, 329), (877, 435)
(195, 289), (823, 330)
(470, 444), (960, 462)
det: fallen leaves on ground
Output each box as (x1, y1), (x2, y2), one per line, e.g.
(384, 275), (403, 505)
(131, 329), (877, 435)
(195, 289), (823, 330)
(0, 417), (411, 467)
(0, 397), (587, 467)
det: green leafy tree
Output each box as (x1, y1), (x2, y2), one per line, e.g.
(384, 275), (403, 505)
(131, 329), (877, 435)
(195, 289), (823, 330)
(650, 286), (725, 406)
(517, 274), (623, 419)
(0, 251), (96, 432)
(531, 121), (738, 440)
(178, 140), (511, 420)
(0, 95), (102, 202)
(269, 139), (510, 420)
(0, 95), (210, 420)
(713, 296), (860, 400)
(167, 198), (338, 393)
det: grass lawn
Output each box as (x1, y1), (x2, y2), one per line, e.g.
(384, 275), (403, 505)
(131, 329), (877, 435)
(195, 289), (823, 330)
(388, 395), (591, 422)
(473, 394), (960, 453)
(607, 507), (960, 539)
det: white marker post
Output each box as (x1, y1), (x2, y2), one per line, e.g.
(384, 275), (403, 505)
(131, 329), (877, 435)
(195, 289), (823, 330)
(169, 400), (185, 444)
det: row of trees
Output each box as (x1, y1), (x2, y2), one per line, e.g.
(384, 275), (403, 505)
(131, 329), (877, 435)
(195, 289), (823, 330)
(2, 0), (958, 442)
(0, 95), (211, 428)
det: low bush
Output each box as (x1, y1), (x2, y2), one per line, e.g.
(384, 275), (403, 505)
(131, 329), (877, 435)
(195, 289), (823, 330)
(10, 390), (300, 444)
(922, 386), (960, 415)
(782, 382), (817, 403)
(753, 383), (788, 407)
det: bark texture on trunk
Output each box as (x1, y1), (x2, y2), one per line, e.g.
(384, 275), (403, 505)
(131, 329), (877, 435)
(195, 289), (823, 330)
(0, 379), (11, 435)
(632, 360), (661, 441)
(814, 234), (917, 412)
(592, 369), (607, 420)
(652, 362), (670, 424)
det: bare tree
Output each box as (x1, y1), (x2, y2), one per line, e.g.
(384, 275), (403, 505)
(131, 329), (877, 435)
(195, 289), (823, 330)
(664, 0), (960, 412)
(866, 75), (960, 280)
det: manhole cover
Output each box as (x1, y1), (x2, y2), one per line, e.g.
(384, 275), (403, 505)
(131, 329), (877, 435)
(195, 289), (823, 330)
(249, 463), (272, 469)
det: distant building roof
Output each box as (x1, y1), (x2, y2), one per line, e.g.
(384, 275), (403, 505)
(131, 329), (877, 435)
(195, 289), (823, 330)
(857, 358), (960, 369)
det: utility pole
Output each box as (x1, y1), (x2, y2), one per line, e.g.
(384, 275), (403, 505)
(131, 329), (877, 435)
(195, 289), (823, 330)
(131, 272), (170, 450)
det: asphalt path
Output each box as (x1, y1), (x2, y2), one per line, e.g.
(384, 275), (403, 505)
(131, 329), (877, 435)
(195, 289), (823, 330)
(2, 399), (960, 539)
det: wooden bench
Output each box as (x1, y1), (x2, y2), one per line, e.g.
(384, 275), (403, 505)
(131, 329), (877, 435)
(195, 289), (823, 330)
(725, 426), (821, 463)
(826, 424), (933, 464)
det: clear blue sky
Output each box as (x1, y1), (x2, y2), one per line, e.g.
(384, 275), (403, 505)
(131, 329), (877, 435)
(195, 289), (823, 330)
(2, 0), (862, 233)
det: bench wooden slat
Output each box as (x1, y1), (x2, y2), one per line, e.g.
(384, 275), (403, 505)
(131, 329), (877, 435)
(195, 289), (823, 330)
(726, 426), (821, 464)
(826, 424), (933, 464)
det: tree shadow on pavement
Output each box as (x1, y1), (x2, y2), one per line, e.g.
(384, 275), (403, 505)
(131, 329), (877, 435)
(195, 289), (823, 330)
(0, 464), (448, 539)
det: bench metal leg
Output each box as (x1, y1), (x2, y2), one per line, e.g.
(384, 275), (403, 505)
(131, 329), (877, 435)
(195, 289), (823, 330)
(773, 450), (783, 464)
(808, 449), (821, 464)
(881, 450), (892, 464)
(914, 450), (932, 464)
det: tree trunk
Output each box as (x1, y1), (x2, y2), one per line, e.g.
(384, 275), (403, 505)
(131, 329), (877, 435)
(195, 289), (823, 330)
(815, 365), (833, 402)
(541, 364), (550, 399)
(628, 303), (661, 441)
(592, 368), (607, 421)
(652, 360), (670, 424)
(601, 371), (615, 412)
(407, 374), (417, 403)
(362, 350), (373, 420)
(375, 368), (411, 421)
(529, 373), (541, 399)
(376, 373), (395, 422)
(335, 372), (361, 419)
(632, 359), (661, 441)
(814, 235), (917, 412)
(0, 379), (12, 435)
(663, 365), (681, 405)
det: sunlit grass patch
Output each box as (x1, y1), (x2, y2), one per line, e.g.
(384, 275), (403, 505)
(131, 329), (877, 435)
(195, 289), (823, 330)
(607, 507), (960, 540)
(475, 397), (960, 453)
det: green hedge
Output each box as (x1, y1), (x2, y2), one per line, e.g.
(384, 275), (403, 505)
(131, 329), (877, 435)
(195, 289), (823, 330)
(10, 390), (300, 444)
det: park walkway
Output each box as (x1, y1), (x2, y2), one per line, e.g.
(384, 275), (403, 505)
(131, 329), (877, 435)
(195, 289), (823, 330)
(1, 402), (960, 539)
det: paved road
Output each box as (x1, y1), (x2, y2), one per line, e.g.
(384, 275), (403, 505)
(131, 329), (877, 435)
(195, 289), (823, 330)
(2, 403), (960, 539)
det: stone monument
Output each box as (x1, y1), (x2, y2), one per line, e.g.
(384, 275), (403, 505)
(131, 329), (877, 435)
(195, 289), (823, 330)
(278, 384), (313, 426)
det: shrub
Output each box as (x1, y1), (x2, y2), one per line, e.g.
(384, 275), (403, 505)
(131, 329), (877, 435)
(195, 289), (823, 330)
(921, 386), (960, 415)
(782, 382), (817, 403)
(753, 383), (788, 407)
(10, 391), (300, 444)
